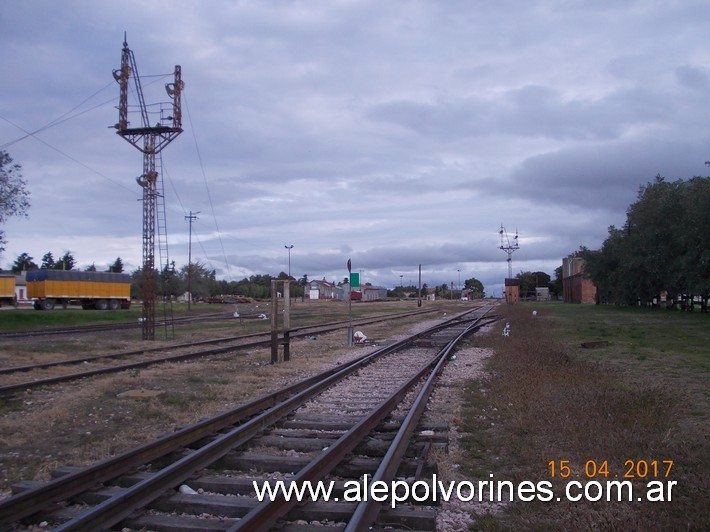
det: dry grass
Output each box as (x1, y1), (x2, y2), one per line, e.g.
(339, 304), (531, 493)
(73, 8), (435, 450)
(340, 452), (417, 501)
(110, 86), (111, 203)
(0, 334), (350, 489)
(460, 304), (708, 531)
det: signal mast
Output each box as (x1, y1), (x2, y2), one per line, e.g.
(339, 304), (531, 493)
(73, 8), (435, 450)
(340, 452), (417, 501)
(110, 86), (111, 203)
(499, 224), (519, 278)
(113, 35), (183, 340)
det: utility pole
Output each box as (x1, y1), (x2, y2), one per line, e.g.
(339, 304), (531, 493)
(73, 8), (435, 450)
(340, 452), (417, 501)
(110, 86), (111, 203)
(284, 244), (293, 278)
(347, 259), (353, 346)
(185, 211), (199, 310)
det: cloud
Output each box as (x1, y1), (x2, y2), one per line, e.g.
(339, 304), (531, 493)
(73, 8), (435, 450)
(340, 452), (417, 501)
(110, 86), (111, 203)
(501, 139), (708, 211)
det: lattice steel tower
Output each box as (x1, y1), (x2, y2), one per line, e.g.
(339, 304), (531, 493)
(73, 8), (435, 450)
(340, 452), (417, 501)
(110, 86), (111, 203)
(113, 36), (183, 340)
(499, 224), (519, 278)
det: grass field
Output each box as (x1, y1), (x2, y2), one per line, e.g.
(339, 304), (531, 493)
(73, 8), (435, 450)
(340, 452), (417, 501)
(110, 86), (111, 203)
(461, 302), (708, 530)
(0, 307), (143, 329)
(0, 302), (233, 330)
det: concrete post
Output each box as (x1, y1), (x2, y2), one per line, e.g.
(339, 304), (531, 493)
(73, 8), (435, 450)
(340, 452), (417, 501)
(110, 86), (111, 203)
(270, 280), (278, 364)
(283, 281), (291, 361)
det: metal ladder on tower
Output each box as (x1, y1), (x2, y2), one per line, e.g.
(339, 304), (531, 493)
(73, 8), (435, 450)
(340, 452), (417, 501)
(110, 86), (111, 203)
(155, 153), (175, 340)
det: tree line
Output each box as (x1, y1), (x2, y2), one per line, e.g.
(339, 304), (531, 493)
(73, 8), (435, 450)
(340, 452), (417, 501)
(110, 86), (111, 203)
(4, 251), (492, 303)
(145, 262), (296, 301)
(8, 252), (124, 273)
(580, 175), (709, 308)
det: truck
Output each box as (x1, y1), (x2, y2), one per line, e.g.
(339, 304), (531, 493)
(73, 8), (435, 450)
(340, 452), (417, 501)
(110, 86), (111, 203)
(26, 270), (132, 310)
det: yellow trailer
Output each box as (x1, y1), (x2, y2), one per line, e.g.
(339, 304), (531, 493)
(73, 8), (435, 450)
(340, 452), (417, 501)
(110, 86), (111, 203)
(26, 270), (131, 310)
(0, 274), (15, 307)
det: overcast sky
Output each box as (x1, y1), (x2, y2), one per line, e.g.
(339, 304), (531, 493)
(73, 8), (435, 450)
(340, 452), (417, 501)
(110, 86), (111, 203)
(2, 1), (709, 296)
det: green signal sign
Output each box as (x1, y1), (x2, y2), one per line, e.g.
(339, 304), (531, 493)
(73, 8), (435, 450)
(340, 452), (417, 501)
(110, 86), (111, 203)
(350, 272), (360, 288)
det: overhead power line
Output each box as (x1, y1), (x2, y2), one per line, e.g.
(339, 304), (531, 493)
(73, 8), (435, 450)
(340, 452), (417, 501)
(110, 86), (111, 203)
(0, 112), (136, 194)
(183, 91), (233, 281)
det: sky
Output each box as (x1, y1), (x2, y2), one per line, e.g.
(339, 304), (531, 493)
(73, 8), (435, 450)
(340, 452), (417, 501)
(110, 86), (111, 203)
(1, 0), (709, 297)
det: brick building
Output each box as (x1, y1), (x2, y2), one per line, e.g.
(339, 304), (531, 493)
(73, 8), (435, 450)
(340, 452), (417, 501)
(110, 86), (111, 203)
(562, 254), (597, 304)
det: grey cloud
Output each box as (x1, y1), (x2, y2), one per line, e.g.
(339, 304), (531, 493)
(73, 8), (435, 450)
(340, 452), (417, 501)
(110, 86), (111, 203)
(366, 83), (675, 143)
(675, 65), (710, 93)
(503, 139), (709, 211)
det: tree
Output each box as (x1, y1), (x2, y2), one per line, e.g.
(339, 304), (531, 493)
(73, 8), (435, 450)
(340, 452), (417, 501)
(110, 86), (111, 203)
(551, 266), (563, 298)
(0, 151), (30, 257)
(11, 252), (37, 273)
(516, 271), (551, 299)
(159, 261), (181, 299)
(582, 175), (710, 307)
(40, 250), (76, 270)
(55, 251), (76, 271)
(130, 268), (142, 300)
(40, 252), (55, 269)
(298, 274), (309, 300)
(437, 283), (450, 298)
(107, 257), (124, 273)
(85, 263), (97, 272)
(464, 277), (485, 298)
(179, 260), (215, 300)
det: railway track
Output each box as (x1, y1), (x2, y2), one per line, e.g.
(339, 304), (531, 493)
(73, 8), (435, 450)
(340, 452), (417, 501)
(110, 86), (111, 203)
(0, 306), (496, 530)
(0, 308), (438, 397)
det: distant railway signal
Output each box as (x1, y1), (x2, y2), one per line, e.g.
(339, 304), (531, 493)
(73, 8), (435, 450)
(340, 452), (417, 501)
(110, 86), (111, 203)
(499, 224), (519, 279)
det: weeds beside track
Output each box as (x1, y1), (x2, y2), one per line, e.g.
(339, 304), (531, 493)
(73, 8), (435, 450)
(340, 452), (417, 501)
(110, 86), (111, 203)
(461, 303), (708, 531)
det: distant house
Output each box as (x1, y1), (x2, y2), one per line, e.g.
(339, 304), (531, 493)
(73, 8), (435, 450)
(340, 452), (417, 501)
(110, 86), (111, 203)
(535, 287), (551, 301)
(461, 288), (483, 300)
(308, 279), (337, 300)
(562, 253), (596, 304)
(15, 273), (27, 302)
(362, 284), (387, 301)
(336, 282), (366, 300)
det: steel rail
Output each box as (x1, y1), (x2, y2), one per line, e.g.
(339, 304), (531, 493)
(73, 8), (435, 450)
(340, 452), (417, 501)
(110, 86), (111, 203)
(0, 309), (438, 396)
(52, 334), (418, 530)
(0, 307), (433, 376)
(346, 307), (493, 531)
(0, 336), (404, 528)
(235, 309), (493, 531)
(0, 305), (435, 339)
(0, 309), (476, 528)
